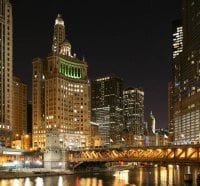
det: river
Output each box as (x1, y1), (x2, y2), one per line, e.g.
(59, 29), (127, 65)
(0, 164), (199, 186)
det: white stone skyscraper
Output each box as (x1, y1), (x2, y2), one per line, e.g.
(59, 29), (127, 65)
(32, 14), (90, 150)
(0, 0), (13, 146)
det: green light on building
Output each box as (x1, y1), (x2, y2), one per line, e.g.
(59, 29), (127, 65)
(59, 58), (83, 79)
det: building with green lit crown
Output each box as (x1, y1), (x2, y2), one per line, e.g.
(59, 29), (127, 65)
(32, 14), (90, 150)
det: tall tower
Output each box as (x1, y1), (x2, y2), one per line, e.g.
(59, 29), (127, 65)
(172, 1), (200, 143)
(32, 14), (90, 150)
(0, 0), (13, 146)
(123, 87), (144, 135)
(91, 74), (123, 145)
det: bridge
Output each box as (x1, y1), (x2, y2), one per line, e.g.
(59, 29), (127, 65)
(66, 144), (200, 168)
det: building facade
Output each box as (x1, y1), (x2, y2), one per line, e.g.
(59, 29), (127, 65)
(0, 0), (13, 146)
(172, 0), (200, 144)
(169, 20), (183, 141)
(12, 76), (27, 139)
(172, 19), (183, 59)
(32, 14), (90, 149)
(123, 87), (144, 135)
(91, 75), (123, 145)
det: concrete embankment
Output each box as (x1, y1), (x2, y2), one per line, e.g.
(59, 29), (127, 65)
(0, 169), (74, 179)
(0, 166), (134, 179)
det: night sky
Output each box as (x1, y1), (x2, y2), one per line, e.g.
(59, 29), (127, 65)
(11, 0), (181, 128)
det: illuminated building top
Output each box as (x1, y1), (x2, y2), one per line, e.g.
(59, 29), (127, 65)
(55, 14), (64, 26)
(52, 14), (72, 56)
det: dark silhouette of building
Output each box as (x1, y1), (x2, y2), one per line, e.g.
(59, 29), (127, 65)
(27, 101), (32, 134)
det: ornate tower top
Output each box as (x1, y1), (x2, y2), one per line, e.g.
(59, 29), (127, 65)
(52, 14), (71, 56)
(55, 14), (64, 26)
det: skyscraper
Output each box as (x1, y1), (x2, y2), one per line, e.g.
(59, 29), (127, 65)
(91, 75), (123, 145)
(172, 0), (200, 143)
(0, 0), (13, 146)
(170, 20), (183, 138)
(32, 14), (90, 149)
(123, 87), (144, 135)
(12, 76), (27, 139)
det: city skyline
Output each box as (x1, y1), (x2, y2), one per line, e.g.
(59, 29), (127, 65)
(12, 0), (180, 128)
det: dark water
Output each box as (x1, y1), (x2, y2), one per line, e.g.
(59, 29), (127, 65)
(0, 165), (199, 186)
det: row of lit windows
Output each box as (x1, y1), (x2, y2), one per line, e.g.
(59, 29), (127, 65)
(45, 114), (87, 120)
(59, 88), (84, 93)
(61, 84), (83, 88)
(0, 125), (9, 129)
(33, 130), (45, 134)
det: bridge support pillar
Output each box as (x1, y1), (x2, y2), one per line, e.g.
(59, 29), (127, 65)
(44, 147), (67, 170)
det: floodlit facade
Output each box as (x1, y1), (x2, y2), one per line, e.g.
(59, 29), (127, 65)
(91, 75), (123, 145)
(46, 130), (86, 150)
(123, 87), (144, 135)
(0, 0), (13, 146)
(12, 77), (27, 139)
(172, 0), (200, 144)
(32, 14), (90, 149)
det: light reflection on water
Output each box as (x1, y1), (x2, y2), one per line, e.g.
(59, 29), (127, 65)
(24, 178), (31, 186)
(58, 176), (63, 186)
(35, 177), (43, 186)
(0, 165), (199, 186)
(113, 169), (129, 185)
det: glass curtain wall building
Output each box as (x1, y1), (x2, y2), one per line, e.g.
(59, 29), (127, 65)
(123, 87), (144, 135)
(172, 0), (200, 144)
(91, 75), (123, 146)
